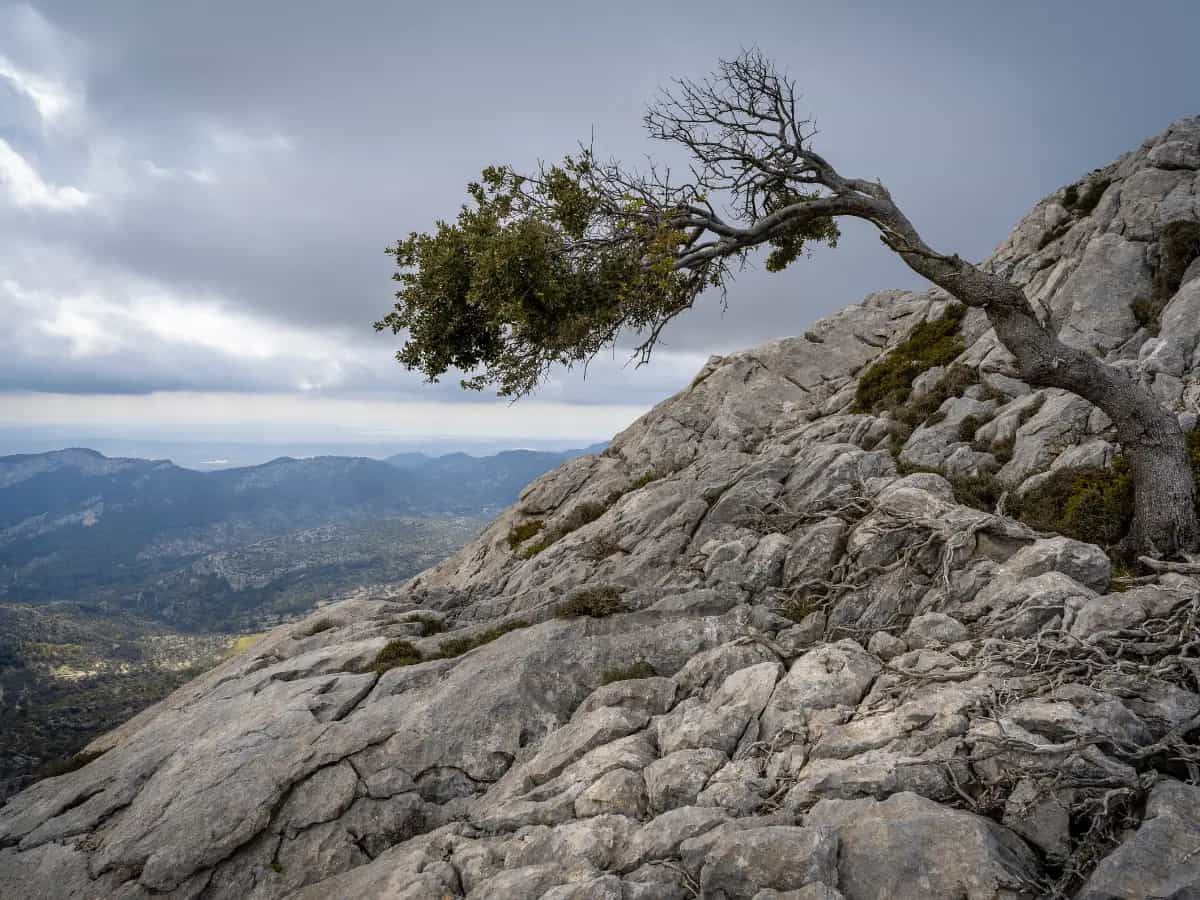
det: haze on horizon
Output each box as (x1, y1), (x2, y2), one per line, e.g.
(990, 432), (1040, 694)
(1, 0), (1198, 463)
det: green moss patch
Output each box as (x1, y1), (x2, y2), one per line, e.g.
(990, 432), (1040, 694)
(853, 304), (968, 415)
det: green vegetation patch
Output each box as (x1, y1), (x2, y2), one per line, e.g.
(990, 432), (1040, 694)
(366, 619), (531, 673)
(369, 639), (423, 673)
(555, 586), (626, 619)
(34, 748), (109, 780)
(1011, 424), (1200, 550)
(519, 498), (613, 559)
(1062, 176), (1111, 217)
(296, 618), (336, 638)
(852, 304), (968, 416)
(433, 620), (528, 659)
(1131, 296), (1166, 336)
(776, 593), (824, 624)
(599, 660), (657, 685)
(507, 519), (545, 551)
(1152, 221), (1200, 305)
(1009, 458), (1134, 551)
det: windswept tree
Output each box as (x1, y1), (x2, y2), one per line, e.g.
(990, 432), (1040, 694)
(377, 50), (1199, 559)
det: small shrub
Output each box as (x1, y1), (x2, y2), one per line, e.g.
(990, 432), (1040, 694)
(369, 639), (422, 673)
(630, 470), (657, 490)
(776, 593), (823, 623)
(600, 660), (657, 685)
(950, 473), (1004, 513)
(957, 415), (983, 443)
(991, 436), (1015, 466)
(980, 382), (1009, 404)
(1062, 177), (1111, 217)
(555, 586), (626, 619)
(434, 620), (528, 659)
(1009, 458), (1134, 550)
(1153, 221), (1200, 304)
(1131, 296), (1165, 336)
(852, 304), (968, 415)
(895, 364), (980, 435)
(296, 618), (336, 638)
(520, 499), (612, 559)
(580, 534), (625, 561)
(34, 748), (108, 780)
(507, 519), (544, 551)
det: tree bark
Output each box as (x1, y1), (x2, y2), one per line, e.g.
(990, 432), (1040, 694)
(865, 192), (1200, 558)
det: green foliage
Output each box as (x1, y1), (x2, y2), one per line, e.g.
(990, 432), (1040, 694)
(761, 186), (841, 272)
(630, 470), (657, 490)
(296, 617), (336, 638)
(776, 593), (823, 623)
(33, 747), (108, 780)
(519, 499), (612, 559)
(949, 473), (1004, 513)
(852, 305), (968, 416)
(507, 519), (544, 551)
(599, 660), (657, 685)
(555, 586), (626, 619)
(1131, 296), (1165, 336)
(1062, 177), (1111, 217)
(376, 156), (708, 398)
(1152, 221), (1200, 305)
(957, 415), (983, 444)
(433, 620), (528, 659)
(369, 639), (422, 673)
(1009, 458), (1134, 550)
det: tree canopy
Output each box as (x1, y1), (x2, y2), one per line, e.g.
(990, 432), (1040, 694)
(375, 51), (841, 397)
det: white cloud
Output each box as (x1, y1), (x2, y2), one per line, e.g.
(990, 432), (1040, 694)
(0, 391), (648, 444)
(0, 53), (78, 125)
(0, 274), (375, 393)
(0, 138), (89, 209)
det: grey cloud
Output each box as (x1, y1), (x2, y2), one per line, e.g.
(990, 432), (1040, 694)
(2, 0), (1199, 404)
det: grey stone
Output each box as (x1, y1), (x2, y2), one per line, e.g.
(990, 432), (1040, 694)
(644, 749), (726, 813)
(806, 792), (1041, 900)
(904, 613), (969, 649)
(699, 825), (840, 899)
(1078, 779), (1200, 900)
(574, 768), (647, 819)
(1003, 536), (1112, 592)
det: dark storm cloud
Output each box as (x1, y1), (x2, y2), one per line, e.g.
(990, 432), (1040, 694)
(2, 0), (1199, 404)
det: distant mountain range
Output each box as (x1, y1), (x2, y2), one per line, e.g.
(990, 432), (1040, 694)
(0, 443), (608, 794)
(0, 444), (603, 630)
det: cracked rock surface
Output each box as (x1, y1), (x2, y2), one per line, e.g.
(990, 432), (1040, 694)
(3, 119), (1200, 900)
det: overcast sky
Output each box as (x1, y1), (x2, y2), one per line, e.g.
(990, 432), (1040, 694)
(1, 0), (1197, 459)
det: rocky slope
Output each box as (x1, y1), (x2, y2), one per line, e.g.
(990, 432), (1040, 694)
(2, 118), (1199, 899)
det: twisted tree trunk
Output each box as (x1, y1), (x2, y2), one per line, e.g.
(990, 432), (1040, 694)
(867, 192), (1200, 558)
